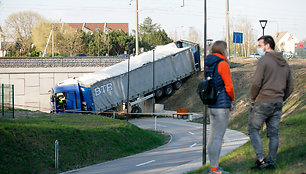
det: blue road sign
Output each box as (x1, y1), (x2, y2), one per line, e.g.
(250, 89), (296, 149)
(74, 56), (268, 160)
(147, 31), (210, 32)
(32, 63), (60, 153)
(233, 32), (243, 44)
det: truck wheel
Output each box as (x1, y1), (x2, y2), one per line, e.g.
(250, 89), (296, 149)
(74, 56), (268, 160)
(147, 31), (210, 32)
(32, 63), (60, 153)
(155, 89), (163, 98)
(131, 106), (142, 118)
(173, 80), (182, 90)
(164, 85), (173, 96)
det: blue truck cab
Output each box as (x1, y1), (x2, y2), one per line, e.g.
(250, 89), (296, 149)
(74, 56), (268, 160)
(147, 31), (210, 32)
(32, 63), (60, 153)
(52, 78), (95, 113)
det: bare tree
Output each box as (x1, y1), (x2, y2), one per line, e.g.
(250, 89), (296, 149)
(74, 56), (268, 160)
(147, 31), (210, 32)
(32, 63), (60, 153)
(4, 11), (42, 55)
(231, 17), (256, 57)
(188, 27), (200, 43)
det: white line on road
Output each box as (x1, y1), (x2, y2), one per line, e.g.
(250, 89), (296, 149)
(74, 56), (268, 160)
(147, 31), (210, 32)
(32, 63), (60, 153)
(188, 132), (195, 135)
(136, 160), (156, 167)
(190, 143), (197, 147)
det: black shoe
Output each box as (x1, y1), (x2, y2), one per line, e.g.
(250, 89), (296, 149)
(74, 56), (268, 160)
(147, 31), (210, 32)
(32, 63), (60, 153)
(263, 159), (275, 170)
(251, 159), (269, 170)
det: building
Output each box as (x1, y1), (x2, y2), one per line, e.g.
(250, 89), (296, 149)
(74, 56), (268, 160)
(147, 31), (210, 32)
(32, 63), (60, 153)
(0, 26), (6, 57)
(295, 41), (306, 58)
(274, 32), (299, 55)
(66, 23), (129, 34)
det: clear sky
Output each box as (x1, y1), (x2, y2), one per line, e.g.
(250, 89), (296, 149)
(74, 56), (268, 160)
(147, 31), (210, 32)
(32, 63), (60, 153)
(0, 0), (305, 45)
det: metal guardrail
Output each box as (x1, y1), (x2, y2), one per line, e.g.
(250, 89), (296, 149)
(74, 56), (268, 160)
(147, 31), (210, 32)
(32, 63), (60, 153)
(0, 56), (127, 68)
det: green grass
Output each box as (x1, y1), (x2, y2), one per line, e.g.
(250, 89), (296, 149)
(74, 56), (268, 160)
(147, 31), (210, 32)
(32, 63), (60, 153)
(187, 109), (306, 174)
(0, 113), (169, 173)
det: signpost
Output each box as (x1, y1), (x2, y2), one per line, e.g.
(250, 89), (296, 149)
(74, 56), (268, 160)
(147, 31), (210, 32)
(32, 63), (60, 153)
(233, 32), (243, 57)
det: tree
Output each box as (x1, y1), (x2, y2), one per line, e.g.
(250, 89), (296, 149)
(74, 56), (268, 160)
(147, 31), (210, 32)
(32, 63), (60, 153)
(138, 17), (173, 52)
(56, 24), (84, 56)
(139, 17), (161, 35)
(4, 11), (42, 55)
(188, 27), (200, 43)
(32, 21), (61, 56)
(230, 17), (256, 57)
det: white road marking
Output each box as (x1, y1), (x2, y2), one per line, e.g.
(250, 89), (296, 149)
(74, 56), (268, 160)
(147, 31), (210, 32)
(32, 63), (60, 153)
(188, 132), (194, 135)
(136, 160), (156, 167)
(190, 143), (197, 147)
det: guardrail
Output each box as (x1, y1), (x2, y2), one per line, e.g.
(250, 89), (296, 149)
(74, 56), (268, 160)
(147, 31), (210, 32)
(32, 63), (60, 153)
(0, 56), (127, 68)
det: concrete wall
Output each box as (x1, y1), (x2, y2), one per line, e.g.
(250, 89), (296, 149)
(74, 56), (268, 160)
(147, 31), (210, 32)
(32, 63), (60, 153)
(0, 67), (102, 112)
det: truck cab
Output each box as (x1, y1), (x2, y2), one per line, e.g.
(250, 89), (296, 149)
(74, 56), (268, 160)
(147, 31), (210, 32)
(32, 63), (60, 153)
(52, 78), (82, 113)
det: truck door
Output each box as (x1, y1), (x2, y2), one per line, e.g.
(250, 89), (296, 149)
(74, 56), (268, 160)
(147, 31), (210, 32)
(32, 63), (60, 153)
(65, 91), (78, 112)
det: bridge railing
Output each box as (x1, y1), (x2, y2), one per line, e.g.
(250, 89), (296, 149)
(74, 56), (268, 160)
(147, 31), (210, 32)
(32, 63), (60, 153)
(0, 56), (127, 68)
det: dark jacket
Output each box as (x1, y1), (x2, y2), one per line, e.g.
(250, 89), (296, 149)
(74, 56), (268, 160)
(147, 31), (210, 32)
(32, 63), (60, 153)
(204, 54), (233, 108)
(250, 51), (294, 103)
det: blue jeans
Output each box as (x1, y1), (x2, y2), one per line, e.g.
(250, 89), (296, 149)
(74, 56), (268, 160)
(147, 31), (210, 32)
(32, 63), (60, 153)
(207, 108), (230, 168)
(248, 102), (282, 164)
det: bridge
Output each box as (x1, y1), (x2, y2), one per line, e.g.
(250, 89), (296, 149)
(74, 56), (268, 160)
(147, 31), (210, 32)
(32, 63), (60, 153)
(0, 56), (127, 112)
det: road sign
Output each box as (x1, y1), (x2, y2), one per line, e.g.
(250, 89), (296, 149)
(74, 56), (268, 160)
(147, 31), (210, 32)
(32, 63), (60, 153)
(233, 32), (243, 44)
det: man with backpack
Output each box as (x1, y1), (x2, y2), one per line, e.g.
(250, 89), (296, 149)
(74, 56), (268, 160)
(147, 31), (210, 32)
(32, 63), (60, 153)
(248, 35), (294, 170)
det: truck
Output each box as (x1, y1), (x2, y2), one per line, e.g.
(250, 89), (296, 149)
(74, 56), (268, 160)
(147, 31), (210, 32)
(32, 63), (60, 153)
(51, 40), (200, 114)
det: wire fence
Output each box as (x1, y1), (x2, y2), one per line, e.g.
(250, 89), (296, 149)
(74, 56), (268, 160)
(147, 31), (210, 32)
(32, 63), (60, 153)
(0, 84), (14, 118)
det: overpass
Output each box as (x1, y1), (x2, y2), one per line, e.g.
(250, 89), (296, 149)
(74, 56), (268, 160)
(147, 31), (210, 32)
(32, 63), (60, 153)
(0, 56), (126, 112)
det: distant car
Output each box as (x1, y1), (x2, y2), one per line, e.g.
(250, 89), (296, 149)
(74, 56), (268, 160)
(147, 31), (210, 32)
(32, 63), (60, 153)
(118, 54), (130, 58)
(72, 54), (87, 57)
(251, 53), (261, 58)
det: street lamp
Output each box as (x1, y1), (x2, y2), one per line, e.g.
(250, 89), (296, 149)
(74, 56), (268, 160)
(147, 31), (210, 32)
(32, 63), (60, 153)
(203, 0), (207, 166)
(259, 20), (268, 36)
(126, 42), (133, 121)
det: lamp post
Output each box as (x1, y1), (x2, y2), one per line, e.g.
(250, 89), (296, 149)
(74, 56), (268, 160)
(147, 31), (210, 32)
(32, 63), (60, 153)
(259, 20), (268, 36)
(203, 0), (207, 166)
(152, 46), (156, 130)
(126, 42), (132, 121)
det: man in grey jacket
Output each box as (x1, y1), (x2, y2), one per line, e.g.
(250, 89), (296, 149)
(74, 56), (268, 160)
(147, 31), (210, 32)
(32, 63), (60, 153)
(248, 35), (294, 170)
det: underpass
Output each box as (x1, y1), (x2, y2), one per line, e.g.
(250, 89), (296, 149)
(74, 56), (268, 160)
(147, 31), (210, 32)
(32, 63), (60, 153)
(0, 56), (126, 112)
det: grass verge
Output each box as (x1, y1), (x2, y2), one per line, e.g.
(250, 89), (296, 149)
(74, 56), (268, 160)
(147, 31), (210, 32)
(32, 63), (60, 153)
(0, 113), (169, 173)
(187, 109), (306, 174)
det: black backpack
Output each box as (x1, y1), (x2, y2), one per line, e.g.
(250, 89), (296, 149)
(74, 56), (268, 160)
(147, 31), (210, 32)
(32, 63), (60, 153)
(197, 60), (222, 105)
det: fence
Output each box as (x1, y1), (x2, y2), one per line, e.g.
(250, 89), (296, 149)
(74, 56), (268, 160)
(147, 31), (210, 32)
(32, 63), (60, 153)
(0, 84), (14, 118)
(0, 56), (127, 68)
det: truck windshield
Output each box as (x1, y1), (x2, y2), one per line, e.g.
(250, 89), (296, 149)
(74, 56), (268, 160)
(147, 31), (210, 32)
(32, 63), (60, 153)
(56, 92), (67, 110)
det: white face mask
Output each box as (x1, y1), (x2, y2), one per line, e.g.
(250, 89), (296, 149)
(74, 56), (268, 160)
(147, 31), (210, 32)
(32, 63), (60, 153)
(257, 47), (265, 56)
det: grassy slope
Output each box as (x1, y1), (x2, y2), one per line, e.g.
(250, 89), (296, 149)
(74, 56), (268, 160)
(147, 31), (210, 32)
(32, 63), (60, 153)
(187, 109), (306, 174)
(159, 58), (306, 173)
(160, 58), (306, 134)
(0, 114), (169, 173)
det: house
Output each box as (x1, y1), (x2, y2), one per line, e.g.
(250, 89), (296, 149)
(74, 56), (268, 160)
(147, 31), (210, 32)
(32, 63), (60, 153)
(274, 32), (299, 54)
(295, 41), (306, 58)
(0, 26), (6, 57)
(66, 23), (129, 34)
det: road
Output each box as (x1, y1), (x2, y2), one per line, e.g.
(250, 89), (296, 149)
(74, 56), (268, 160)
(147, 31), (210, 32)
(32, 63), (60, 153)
(62, 118), (249, 174)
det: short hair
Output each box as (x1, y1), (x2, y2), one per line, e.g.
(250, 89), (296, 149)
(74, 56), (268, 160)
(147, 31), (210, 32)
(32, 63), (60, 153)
(258, 35), (275, 50)
(210, 40), (227, 57)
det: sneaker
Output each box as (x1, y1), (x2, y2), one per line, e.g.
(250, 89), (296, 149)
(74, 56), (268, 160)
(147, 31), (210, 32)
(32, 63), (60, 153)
(251, 159), (269, 170)
(263, 159), (275, 169)
(209, 167), (230, 174)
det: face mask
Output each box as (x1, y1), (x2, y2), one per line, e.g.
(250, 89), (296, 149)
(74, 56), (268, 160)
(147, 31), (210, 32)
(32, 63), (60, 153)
(257, 48), (265, 56)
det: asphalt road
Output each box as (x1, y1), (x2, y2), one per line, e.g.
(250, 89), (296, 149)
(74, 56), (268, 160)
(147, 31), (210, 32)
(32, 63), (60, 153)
(62, 118), (249, 174)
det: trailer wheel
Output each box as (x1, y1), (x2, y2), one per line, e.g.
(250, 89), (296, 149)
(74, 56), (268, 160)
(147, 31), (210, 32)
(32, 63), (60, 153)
(155, 89), (164, 98)
(173, 80), (182, 90)
(131, 106), (142, 117)
(164, 85), (174, 96)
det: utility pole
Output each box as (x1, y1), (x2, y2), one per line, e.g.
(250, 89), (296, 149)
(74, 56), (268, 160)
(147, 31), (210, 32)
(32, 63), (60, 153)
(225, 0), (230, 59)
(135, 0), (139, 55)
(52, 24), (54, 57)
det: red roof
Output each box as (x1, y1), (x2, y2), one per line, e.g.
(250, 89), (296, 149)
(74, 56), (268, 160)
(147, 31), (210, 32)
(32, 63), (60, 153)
(66, 23), (129, 33)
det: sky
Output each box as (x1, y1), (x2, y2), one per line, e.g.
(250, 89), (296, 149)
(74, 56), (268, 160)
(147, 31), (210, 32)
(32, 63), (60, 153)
(0, 0), (305, 45)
